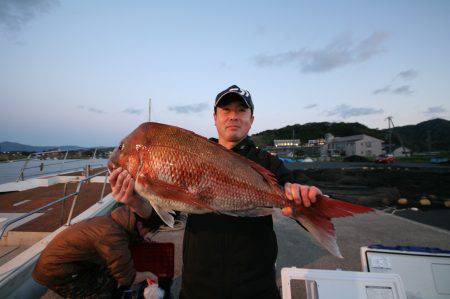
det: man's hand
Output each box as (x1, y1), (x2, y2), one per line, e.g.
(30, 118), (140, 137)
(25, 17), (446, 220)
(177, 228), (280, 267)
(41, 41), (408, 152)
(133, 271), (158, 285)
(281, 182), (322, 216)
(109, 167), (152, 218)
(109, 167), (135, 205)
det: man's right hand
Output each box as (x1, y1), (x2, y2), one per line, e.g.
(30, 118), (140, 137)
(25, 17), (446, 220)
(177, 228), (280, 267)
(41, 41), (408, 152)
(109, 167), (136, 206)
(108, 168), (153, 218)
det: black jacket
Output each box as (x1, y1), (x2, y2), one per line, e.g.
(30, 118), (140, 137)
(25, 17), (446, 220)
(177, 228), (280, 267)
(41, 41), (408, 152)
(180, 137), (293, 299)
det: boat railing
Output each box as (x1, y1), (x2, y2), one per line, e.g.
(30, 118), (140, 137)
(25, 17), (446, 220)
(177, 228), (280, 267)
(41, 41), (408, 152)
(15, 148), (101, 181)
(0, 169), (110, 238)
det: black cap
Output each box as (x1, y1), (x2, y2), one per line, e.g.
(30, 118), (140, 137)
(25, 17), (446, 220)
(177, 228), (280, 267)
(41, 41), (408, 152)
(214, 85), (254, 113)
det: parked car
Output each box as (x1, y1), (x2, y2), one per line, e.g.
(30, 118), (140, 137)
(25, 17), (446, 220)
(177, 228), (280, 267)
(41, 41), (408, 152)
(279, 157), (295, 163)
(375, 154), (395, 164)
(430, 157), (449, 164)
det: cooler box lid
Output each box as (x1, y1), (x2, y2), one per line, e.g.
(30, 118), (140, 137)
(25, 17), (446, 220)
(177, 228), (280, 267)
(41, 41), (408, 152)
(361, 245), (450, 299)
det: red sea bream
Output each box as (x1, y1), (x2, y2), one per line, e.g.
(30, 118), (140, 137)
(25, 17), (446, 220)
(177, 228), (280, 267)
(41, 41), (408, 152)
(108, 122), (373, 258)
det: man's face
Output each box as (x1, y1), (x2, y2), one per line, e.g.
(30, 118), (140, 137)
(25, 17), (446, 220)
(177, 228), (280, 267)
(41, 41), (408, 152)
(214, 100), (254, 144)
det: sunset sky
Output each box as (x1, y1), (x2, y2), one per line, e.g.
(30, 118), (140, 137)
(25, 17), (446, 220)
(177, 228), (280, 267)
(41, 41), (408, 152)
(1, 0), (449, 147)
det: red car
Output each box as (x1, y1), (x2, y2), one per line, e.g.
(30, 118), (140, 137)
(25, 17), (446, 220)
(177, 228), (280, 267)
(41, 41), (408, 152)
(375, 154), (395, 164)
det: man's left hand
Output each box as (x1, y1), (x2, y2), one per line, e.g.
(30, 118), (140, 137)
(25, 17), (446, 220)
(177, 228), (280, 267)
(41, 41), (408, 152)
(281, 183), (322, 216)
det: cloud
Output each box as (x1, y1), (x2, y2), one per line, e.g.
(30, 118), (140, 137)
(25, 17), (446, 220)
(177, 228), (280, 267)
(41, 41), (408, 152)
(77, 105), (104, 114)
(326, 104), (383, 119)
(254, 25), (268, 35)
(396, 69), (418, 80)
(253, 32), (388, 73)
(0, 0), (59, 32)
(423, 106), (446, 116)
(122, 108), (143, 115)
(393, 85), (413, 95)
(219, 61), (231, 69)
(373, 85), (413, 96)
(373, 85), (391, 95)
(304, 104), (318, 109)
(88, 107), (104, 114)
(168, 102), (209, 114)
(374, 69), (418, 95)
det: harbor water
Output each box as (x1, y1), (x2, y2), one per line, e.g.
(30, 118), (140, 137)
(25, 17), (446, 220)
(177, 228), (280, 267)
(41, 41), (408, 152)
(0, 159), (108, 185)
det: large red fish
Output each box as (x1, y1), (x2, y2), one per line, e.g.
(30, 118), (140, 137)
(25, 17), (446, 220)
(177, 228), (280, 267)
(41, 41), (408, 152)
(108, 122), (373, 258)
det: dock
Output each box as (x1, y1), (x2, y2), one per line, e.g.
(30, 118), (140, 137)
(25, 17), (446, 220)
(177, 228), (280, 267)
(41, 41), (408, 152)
(120, 209), (450, 297)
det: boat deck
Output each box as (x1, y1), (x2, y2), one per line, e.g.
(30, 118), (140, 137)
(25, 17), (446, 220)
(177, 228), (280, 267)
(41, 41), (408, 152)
(0, 182), (111, 232)
(0, 169), (111, 271)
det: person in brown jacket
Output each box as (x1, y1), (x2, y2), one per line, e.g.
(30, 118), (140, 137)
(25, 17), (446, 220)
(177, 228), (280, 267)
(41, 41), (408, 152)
(32, 205), (157, 298)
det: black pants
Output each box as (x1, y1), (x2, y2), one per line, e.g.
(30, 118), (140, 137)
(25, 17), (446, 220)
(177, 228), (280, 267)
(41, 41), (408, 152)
(180, 214), (280, 299)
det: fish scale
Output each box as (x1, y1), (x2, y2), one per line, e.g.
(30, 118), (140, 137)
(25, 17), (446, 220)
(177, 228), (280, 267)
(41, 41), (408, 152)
(109, 122), (374, 258)
(143, 145), (277, 211)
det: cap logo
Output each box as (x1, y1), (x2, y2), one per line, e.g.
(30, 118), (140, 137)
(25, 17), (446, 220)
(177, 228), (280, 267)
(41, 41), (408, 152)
(229, 87), (249, 98)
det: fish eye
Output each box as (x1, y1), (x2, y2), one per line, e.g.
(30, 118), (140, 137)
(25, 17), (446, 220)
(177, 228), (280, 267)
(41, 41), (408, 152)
(119, 143), (125, 151)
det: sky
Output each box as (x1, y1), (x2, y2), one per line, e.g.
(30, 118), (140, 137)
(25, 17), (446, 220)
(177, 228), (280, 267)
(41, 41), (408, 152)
(1, 0), (449, 147)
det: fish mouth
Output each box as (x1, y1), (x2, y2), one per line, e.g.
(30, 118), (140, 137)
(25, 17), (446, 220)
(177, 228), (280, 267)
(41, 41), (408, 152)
(107, 147), (119, 172)
(107, 159), (116, 173)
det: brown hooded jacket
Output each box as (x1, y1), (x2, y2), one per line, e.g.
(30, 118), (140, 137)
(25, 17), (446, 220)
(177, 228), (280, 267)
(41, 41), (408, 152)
(32, 206), (138, 287)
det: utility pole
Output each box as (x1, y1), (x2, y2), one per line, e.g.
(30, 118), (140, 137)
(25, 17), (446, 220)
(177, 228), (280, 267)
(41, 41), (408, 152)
(385, 116), (406, 155)
(386, 116), (393, 154)
(292, 128), (295, 158)
(148, 98), (152, 122)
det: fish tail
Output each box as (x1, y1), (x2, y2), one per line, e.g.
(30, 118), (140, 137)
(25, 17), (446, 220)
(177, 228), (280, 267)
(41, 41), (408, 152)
(290, 195), (373, 258)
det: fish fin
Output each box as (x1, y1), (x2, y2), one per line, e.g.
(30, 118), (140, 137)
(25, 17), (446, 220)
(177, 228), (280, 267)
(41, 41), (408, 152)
(150, 203), (175, 228)
(291, 195), (373, 258)
(223, 152), (281, 193)
(248, 162), (281, 190)
(147, 179), (216, 212)
(201, 135), (281, 193)
(315, 195), (374, 218)
(222, 207), (274, 217)
(294, 213), (343, 258)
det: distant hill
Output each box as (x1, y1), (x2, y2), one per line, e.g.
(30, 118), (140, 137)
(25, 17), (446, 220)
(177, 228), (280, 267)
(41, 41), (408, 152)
(252, 118), (450, 152)
(381, 118), (450, 152)
(0, 141), (86, 153)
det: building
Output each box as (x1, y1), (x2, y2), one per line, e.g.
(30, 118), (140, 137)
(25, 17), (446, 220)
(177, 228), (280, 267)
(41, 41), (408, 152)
(267, 139), (301, 158)
(393, 147), (411, 157)
(307, 138), (326, 147)
(274, 139), (301, 147)
(327, 134), (383, 157)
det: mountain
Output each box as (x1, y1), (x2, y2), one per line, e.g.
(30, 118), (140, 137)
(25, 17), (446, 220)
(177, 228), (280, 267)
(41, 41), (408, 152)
(0, 142), (86, 153)
(252, 118), (450, 152)
(381, 118), (450, 152)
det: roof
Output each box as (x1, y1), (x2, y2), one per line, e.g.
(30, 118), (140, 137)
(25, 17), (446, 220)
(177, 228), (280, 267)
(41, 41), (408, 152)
(331, 134), (383, 143)
(394, 147), (411, 151)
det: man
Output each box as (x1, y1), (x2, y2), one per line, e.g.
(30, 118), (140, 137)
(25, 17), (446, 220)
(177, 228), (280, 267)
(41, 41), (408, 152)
(109, 85), (321, 298)
(32, 206), (157, 298)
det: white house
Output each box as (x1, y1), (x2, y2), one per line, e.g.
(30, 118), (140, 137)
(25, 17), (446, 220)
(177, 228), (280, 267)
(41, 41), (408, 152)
(327, 134), (383, 157)
(393, 147), (411, 157)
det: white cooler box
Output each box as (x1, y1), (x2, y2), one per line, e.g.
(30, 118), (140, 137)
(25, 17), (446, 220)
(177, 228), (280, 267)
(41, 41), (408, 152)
(281, 268), (407, 299)
(361, 245), (450, 299)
